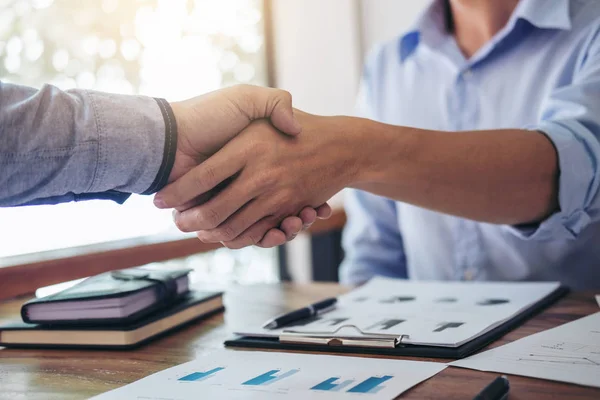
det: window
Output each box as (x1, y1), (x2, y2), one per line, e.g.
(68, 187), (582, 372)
(0, 0), (275, 282)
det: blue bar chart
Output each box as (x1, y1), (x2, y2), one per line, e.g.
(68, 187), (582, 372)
(92, 350), (447, 400)
(311, 377), (355, 392)
(347, 376), (394, 394)
(178, 367), (225, 382)
(242, 369), (300, 386)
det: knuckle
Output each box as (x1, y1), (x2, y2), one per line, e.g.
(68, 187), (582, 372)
(223, 238), (245, 250)
(195, 207), (220, 229)
(275, 188), (295, 206)
(236, 83), (253, 93)
(234, 234), (257, 248)
(218, 225), (236, 241)
(279, 89), (292, 103)
(247, 231), (263, 246)
(194, 166), (217, 190)
(174, 215), (191, 233)
(255, 170), (275, 189)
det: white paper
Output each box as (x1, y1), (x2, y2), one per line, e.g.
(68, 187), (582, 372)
(237, 277), (560, 347)
(451, 312), (600, 388)
(91, 350), (446, 400)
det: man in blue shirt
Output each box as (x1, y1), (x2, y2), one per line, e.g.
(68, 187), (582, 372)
(161, 0), (600, 289)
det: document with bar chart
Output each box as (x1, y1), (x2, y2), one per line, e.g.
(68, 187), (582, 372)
(236, 277), (562, 348)
(91, 350), (446, 400)
(452, 312), (600, 388)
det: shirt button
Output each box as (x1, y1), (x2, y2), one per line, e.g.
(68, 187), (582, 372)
(463, 69), (473, 79)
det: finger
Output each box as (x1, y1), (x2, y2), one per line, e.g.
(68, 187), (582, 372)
(242, 85), (302, 136)
(223, 228), (287, 249)
(174, 177), (233, 213)
(195, 199), (274, 242)
(316, 203), (333, 219)
(173, 182), (258, 232)
(154, 145), (244, 209)
(280, 216), (303, 240)
(258, 229), (288, 248)
(298, 207), (317, 228)
(174, 192), (214, 213)
(221, 215), (283, 249)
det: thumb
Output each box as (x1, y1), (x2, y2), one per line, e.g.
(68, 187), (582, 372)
(239, 85), (302, 136)
(266, 87), (302, 136)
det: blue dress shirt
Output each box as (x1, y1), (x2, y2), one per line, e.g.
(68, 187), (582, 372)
(341, 0), (600, 289)
(0, 83), (176, 206)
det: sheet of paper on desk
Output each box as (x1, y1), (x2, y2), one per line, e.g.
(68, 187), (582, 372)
(237, 277), (561, 347)
(451, 312), (600, 388)
(90, 350), (446, 400)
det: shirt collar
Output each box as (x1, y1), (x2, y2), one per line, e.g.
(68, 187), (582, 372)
(398, 0), (572, 63)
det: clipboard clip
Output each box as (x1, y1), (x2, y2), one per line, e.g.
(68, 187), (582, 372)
(284, 324), (401, 338)
(279, 332), (409, 349)
(280, 323), (409, 349)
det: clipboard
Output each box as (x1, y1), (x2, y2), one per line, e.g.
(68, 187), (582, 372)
(224, 285), (568, 359)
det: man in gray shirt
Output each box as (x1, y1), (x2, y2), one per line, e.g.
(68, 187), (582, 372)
(0, 81), (329, 248)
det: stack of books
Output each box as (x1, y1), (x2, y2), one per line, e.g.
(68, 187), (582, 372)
(0, 268), (224, 349)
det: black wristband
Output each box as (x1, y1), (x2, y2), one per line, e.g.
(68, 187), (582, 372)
(142, 98), (178, 195)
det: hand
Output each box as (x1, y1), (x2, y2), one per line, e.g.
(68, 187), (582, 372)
(155, 85), (330, 247)
(165, 84), (302, 184)
(172, 203), (333, 249)
(156, 111), (361, 247)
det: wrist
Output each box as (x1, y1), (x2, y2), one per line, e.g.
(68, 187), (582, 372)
(344, 117), (387, 186)
(346, 117), (419, 188)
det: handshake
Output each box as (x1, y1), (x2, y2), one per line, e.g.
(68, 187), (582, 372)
(153, 85), (357, 249)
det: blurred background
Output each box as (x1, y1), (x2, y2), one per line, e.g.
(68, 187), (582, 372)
(0, 0), (427, 298)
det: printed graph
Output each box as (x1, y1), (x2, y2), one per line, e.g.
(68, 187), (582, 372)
(242, 369), (300, 386)
(178, 367), (225, 382)
(380, 296), (416, 304)
(517, 354), (600, 366)
(311, 375), (395, 394)
(433, 322), (464, 332)
(347, 376), (394, 394)
(311, 377), (355, 392)
(367, 319), (405, 331)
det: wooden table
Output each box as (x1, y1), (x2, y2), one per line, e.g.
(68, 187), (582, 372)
(0, 283), (598, 399)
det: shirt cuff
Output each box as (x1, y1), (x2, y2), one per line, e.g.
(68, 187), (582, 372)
(85, 91), (176, 195)
(142, 98), (177, 195)
(505, 120), (599, 240)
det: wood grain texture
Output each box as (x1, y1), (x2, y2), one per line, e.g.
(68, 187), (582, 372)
(0, 208), (347, 301)
(1, 283), (596, 400)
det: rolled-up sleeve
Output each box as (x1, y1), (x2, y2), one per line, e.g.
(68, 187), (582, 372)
(0, 82), (174, 207)
(507, 28), (600, 240)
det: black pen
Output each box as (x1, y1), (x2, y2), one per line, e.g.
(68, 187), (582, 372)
(473, 375), (510, 400)
(262, 297), (337, 329)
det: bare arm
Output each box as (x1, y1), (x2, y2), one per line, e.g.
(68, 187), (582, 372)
(155, 112), (559, 245)
(351, 118), (559, 225)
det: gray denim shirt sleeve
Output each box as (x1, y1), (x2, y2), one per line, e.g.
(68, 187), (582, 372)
(0, 81), (168, 207)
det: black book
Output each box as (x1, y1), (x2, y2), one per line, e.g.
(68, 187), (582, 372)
(0, 290), (224, 349)
(21, 268), (193, 325)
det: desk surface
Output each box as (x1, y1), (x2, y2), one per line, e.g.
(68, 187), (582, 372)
(0, 283), (598, 400)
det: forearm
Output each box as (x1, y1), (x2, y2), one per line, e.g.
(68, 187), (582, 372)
(349, 117), (559, 225)
(0, 82), (172, 206)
